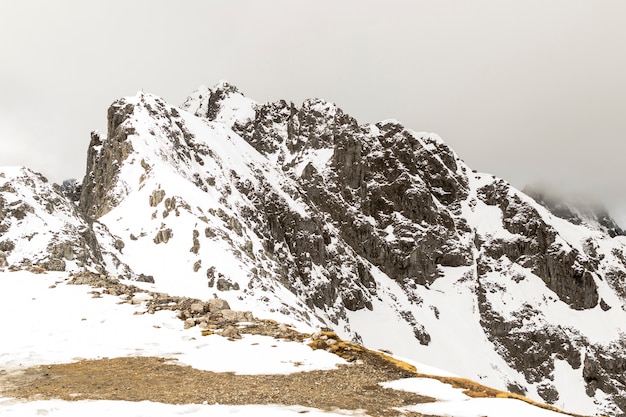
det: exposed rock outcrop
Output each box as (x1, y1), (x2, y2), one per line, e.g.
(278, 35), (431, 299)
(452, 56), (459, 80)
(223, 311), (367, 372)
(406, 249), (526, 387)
(80, 100), (136, 218)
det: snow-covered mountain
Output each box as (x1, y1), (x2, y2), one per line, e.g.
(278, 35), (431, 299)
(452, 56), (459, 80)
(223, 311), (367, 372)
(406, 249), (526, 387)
(0, 167), (129, 276)
(2, 81), (626, 415)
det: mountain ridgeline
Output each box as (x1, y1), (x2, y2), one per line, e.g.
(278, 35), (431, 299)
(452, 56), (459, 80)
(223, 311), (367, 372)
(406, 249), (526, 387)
(1, 82), (626, 415)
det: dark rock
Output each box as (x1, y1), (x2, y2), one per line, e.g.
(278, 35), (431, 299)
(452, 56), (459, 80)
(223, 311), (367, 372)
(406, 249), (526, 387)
(44, 258), (66, 271)
(80, 103), (136, 218)
(216, 277), (240, 291)
(221, 326), (242, 339)
(153, 229), (173, 244)
(478, 180), (598, 310)
(0, 240), (15, 253)
(149, 189), (166, 207)
(537, 382), (559, 404)
(136, 274), (155, 283)
(207, 298), (231, 311)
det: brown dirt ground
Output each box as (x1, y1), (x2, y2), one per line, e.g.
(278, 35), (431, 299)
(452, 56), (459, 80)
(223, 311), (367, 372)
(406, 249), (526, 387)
(0, 346), (435, 417)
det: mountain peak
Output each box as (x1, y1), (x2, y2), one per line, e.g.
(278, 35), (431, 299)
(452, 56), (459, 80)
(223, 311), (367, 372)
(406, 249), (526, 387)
(212, 79), (240, 94)
(181, 82), (256, 128)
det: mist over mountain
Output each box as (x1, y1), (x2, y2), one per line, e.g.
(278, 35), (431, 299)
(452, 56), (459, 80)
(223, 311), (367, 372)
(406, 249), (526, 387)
(523, 183), (625, 238)
(2, 82), (626, 415)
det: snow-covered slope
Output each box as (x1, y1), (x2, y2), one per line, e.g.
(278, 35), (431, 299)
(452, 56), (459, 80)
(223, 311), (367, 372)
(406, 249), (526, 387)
(2, 81), (626, 415)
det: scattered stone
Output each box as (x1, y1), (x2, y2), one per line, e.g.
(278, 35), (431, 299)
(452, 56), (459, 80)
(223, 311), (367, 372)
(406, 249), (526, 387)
(153, 229), (173, 244)
(216, 277), (239, 291)
(190, 230), (200, 254)
(600, 299), (611, 311)
(207, 298), (231, 311)
(221, 326), (242, 340)
(114, 240), (125, 251)
(220, 310), (253, 322)
(44, 258), (66, 272)
(149, 189), (166, 207)
(190, 302), (206, 314)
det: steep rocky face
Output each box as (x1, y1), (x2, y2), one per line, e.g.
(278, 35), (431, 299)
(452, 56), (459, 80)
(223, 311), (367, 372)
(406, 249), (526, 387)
(233, 96), (602, 313)
(235, 101), (473, 288)
(62, 83), (626, 415)
(80, 98), (137, 218)
(477, 180), (599, 310)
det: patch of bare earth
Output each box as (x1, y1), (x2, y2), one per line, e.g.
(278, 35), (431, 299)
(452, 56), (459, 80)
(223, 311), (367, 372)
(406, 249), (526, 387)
(0, 349), (433, 417)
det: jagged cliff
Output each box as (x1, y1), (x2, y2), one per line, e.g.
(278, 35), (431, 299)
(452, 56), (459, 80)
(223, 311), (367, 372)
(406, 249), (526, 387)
(2, 82), (626, 415)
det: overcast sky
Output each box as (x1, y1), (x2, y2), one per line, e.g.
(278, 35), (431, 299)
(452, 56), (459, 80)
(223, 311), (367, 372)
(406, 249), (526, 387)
(1, 1), (625, 223)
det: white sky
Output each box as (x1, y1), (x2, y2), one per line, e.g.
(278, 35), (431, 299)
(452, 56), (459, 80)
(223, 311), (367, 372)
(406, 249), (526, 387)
(1, 0), (624, 223)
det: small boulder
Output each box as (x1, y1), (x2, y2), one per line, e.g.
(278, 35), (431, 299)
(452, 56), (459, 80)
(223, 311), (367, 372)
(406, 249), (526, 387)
(221, 326), (242, 340)
(136, 274), (155, 283)
(207, 298), (231, 311)
(190, 302), (206, 314)
(216, 277), (240, 291)
(44, 258), (66, 272)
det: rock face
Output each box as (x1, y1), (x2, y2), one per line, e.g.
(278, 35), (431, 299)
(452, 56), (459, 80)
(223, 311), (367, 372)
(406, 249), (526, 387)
(80, 104), (136, 218)
(3, 82), (626, 415)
